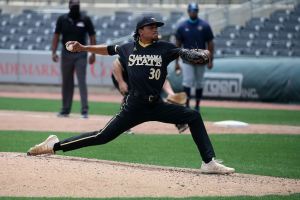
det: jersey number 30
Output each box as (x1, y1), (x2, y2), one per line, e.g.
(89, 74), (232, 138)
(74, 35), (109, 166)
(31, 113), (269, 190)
(149, 68), (161, 80)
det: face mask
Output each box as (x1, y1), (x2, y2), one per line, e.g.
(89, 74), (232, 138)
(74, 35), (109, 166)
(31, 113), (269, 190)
(189, 16), (198, 21)
(69, 5), (80, 19)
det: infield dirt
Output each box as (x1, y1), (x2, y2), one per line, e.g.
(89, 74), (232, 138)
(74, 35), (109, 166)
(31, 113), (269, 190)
(1, 152), (300, 198)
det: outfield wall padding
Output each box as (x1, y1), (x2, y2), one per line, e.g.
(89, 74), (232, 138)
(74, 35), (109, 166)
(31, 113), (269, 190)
(167, 57), (300, 103)
(0, 50), (299, 103)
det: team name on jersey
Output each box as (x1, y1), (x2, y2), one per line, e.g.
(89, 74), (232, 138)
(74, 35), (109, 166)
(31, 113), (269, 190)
(128, 54), (162, 67)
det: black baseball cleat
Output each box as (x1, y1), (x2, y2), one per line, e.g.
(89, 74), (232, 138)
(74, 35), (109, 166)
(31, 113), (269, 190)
(81, 111), (88, 119)
(124, 129), (134, 135)
(175, 124), (188, 134)
(57, 111), (69, 118)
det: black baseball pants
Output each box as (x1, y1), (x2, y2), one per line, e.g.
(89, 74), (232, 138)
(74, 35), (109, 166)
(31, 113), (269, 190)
(55, 94), (216, 162)
(60, 50), (88, 114)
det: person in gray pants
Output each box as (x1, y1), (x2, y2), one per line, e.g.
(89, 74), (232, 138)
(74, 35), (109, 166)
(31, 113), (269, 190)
(51, 0), (96, 118)
(175, 3), (214, 112)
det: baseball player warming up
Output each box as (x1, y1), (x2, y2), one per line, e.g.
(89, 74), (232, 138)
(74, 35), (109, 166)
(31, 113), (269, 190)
(27, 16), (234, 174)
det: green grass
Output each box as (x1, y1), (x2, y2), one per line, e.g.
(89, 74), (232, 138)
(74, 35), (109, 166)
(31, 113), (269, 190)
(1, 131), (299, 179)
(0, 97), (120, 116)
(0, 97), (300, 125)
(201, 107), (300, 125)
(1, 194), (300, 199)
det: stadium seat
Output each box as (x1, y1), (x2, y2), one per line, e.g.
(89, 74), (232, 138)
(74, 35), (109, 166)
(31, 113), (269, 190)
(215, 3), (300, 57)
(3, 5), (298, 54)
(239, 30), (258, 40)
(1, 8), (185, 50)
(292, 49), (300, 56)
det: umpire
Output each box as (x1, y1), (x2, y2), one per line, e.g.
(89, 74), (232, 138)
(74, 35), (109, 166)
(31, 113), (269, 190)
(51, 0), (96, 118)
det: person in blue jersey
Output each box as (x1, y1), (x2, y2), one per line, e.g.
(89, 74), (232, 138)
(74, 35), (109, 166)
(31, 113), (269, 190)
(27, 16), (234, 174)
(175, 2), (214, 112)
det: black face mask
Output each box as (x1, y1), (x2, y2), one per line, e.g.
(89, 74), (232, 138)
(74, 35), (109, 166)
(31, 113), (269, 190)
(69, 5), (80, 20)
(189, 15), (198, 21)
(188, 10), (198, 21)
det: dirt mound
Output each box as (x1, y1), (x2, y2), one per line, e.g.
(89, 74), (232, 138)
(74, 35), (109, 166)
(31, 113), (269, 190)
(0, 152), (299, 198)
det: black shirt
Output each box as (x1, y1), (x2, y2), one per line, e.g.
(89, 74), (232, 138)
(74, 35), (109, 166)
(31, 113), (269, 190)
(118, 40), (180, 95)
(55, 13), (95, 49)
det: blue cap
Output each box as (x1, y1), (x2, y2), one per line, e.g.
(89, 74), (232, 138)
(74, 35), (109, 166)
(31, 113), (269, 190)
(187, 3), (199, 12)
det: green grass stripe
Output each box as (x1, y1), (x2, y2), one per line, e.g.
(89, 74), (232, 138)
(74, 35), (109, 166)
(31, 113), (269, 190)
(200, 106), (300, 125)
(1, 193), (300, 199)
(1, 131), (299, 179)
(0, 97), (300, 125)
(0, 97), (120, 116)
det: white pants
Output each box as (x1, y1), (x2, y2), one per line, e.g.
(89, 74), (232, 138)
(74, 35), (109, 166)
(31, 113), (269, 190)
(180, 60), (206, 89)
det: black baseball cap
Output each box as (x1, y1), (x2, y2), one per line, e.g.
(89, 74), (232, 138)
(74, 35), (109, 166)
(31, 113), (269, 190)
(69, 0), (80, 6)
(136, 16), (164, 29)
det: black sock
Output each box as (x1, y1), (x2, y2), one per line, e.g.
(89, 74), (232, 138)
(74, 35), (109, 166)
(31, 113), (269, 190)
(195, 88), (203, 107)
(183, 86), (191, 107)
(204, 158), (212, 163)
(53, 142), (61, 151)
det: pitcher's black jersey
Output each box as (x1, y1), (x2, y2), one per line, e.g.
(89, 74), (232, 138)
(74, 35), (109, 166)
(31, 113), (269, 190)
(118, 41), (180, 95)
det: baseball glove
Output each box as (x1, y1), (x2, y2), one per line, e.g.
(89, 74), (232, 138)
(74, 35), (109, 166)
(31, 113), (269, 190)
(166, 92), (187, 106)
(179, 49), (210, 65)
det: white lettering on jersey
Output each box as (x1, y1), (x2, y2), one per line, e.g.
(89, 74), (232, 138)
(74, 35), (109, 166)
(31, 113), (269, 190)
(128, 54), (162, 67)
(76, 22), (85, 27)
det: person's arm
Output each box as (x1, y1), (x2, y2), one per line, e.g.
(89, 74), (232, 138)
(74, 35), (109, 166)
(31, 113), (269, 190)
(51, 33), (60, 62)
(88, 35), (96, 64)
(162, 79), (175, 95)
(85, 15), (97, 64)
(175, 39), (182, 75)
(207, 40), (214, 69)
(65, 41), (118, 55)
(163, 78), (187, 106)
(112, 59), (128, 95)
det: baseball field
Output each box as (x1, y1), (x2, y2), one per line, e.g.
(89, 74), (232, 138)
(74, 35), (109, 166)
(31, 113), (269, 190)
(0, 86), (300, 199)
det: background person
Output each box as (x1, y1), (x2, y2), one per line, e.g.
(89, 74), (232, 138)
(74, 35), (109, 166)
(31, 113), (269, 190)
(175, 2), (214, 112)
(52, 0), (96, 118)
(111, 58), (134, 134)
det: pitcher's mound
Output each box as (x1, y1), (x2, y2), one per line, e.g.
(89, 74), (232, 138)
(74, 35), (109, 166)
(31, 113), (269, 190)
(0, 152), (299, 198)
